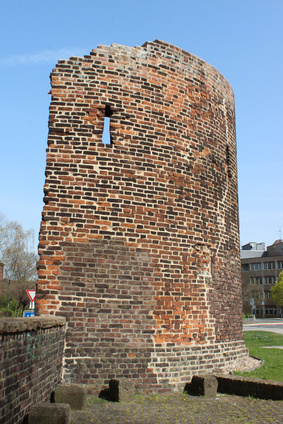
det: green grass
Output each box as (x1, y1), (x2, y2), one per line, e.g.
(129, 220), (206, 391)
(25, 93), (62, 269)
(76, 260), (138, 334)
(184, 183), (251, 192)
(236, 331), (283, 381)
(87, 395), (109, 405)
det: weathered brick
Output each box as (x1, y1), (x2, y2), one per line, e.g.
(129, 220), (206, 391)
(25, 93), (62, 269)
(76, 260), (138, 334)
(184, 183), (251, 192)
(36, 40), (247, 393)
(0, 317), (66, 424)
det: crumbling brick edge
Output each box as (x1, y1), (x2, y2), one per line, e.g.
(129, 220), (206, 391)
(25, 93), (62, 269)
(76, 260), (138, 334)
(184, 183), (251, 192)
(0, 316), (66, 333)
(214, 374), (283, 400)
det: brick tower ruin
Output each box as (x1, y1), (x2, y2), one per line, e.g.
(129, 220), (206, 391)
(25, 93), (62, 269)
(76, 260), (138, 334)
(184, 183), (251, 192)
(36, 40), (247, 392)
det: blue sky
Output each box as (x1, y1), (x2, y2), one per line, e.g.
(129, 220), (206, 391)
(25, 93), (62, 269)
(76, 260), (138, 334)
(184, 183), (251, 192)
(0, 0), (282, 249)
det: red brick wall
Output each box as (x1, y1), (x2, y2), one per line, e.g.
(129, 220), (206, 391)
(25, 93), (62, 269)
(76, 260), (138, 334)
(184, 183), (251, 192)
(36, 40), (247, 392)
(0, 317), (65, 424)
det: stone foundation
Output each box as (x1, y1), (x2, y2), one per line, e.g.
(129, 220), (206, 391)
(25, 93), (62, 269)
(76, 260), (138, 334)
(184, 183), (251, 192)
(64, 340), (247, 393)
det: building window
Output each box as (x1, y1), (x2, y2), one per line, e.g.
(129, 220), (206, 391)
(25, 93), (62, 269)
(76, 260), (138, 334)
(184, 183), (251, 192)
(250, 263), (262, 271)
(264, 262), (274, 270)
(241, 264), (249, 272)
(263, 276), (275, 284)
(251, 277), (262, 284)
(265, 307), (277, 316)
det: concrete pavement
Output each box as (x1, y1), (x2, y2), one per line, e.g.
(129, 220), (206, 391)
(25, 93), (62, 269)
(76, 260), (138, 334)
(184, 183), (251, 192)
(243, 318), (283, 335)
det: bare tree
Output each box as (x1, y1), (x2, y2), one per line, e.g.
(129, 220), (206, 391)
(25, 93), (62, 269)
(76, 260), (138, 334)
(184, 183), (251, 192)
(0, 213), (37, 315)
(242, 281), (263, 315)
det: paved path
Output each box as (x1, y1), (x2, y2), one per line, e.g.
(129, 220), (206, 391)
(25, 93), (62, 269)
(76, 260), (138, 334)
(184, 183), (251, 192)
(243, 318), (283, 335)
(71, 392), (283, 424)
(71, 322), (283, 423)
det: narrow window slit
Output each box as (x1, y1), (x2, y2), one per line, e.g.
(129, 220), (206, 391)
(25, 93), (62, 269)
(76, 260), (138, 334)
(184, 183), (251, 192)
(226, 145), (232, 178)
(102, 105), (113, 145)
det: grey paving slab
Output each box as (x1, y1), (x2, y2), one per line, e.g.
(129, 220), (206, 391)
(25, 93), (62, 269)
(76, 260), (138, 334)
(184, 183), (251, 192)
(71, 392), (283, 424)
(243, 318), (283, 335)
(262, 346), (283, 349)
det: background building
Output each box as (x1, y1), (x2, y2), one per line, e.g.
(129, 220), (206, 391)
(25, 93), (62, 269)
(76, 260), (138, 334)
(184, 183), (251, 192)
(241, 240), (283, 317)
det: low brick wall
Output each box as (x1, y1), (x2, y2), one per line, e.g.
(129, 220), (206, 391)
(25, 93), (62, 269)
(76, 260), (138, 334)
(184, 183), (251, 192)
(0, 316), (66, 424)
(216, 374), (283, 400)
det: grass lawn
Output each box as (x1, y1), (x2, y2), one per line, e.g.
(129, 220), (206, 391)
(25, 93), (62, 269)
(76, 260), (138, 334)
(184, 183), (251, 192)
(237, 331), (283, 381)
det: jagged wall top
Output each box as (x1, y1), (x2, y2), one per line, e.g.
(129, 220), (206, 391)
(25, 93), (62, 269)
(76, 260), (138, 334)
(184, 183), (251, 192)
(52, 39), (233, 100)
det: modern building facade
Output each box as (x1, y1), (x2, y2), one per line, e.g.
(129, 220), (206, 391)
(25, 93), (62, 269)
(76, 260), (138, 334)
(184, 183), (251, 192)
(241, 240), (283, 317)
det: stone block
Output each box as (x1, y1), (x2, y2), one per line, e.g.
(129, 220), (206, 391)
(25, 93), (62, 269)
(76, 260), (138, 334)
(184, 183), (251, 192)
(54, 383), (87, 410)
(188, 375), (218, 397)
(108, 378), (135, 402)
(29, 403), (70, 424)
